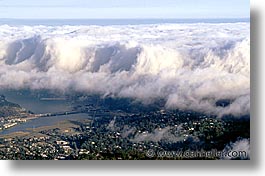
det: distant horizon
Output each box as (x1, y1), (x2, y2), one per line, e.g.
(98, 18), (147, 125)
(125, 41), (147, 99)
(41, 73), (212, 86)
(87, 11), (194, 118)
(0, 18), (250, 26)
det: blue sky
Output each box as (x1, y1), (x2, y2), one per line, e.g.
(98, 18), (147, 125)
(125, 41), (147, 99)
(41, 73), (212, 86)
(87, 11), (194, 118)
(0, 0), (249, 19)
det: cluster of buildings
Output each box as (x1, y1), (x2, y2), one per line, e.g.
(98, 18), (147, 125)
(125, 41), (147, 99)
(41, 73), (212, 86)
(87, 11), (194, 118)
(0, 117), (27, 130)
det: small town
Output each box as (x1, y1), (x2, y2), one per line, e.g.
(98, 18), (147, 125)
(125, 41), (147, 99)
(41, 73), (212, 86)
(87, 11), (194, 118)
(0, 97), (250, 160)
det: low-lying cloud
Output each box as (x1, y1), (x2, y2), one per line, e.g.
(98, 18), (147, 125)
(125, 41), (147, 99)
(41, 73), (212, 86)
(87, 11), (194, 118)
(0, 23), (250, 116)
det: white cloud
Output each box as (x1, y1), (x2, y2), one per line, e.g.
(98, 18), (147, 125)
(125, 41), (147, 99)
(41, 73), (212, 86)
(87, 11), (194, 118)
(0, 23), (250, 116)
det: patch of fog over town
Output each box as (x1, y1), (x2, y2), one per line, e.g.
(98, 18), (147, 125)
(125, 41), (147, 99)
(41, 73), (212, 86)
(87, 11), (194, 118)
(106, 116), (198, 143)
(222, 138), (250, 160)
(0, 23), (250, 117)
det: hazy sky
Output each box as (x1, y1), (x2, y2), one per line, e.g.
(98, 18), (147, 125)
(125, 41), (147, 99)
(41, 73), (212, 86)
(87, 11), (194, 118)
(0, 0), (249, 19)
